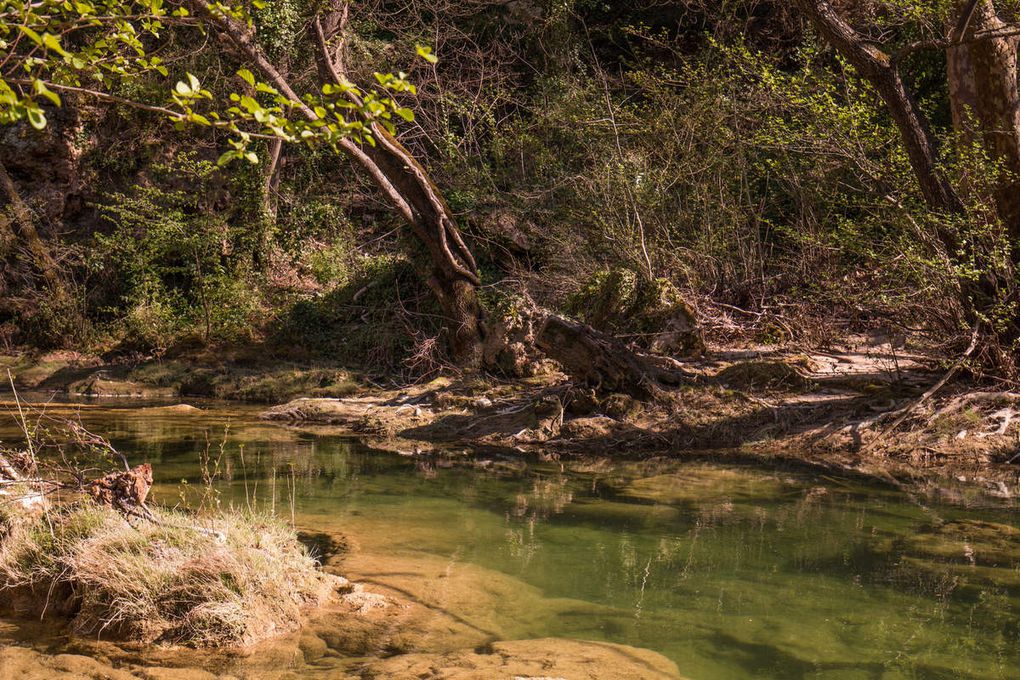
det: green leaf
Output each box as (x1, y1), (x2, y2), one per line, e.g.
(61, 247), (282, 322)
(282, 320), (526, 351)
(26, 107), (46, 130)
(33, 80), (61, 106)
(394, 107), (414, 122)
(18, 26), (44, 46)
(42, 33), (70, 58)
(237, 68), (255, 86)
(415, 44), (438, 64)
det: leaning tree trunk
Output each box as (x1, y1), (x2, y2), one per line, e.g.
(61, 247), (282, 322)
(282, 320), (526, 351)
(793, 0), (1020, 359)
(311, 13), (485, 365)
(360, 135), (486, 365)
(0, 158), (66, 300)
(947, 0), (1020, 239)
(793, 0), (965, 220)
(191, 0), (486, 365)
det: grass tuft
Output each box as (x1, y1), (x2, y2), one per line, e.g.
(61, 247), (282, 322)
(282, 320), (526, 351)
(0, 503), (336, 646)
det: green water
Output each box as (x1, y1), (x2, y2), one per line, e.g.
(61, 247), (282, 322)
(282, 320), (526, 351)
(2, 402), (1019, 679)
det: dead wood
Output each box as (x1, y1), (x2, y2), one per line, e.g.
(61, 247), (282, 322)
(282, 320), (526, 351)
(534, 313), (689, 399)
(86, 463), (153, 512)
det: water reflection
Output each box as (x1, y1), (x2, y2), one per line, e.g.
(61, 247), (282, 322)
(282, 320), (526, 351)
(0, 404), (1017, 679)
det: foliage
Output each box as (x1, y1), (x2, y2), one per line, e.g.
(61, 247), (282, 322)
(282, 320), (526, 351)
(274, 254), (441, 371)
(0, 0), (428, 160)
(92, 153), (263, 350)
(3, 0), (1020, 369)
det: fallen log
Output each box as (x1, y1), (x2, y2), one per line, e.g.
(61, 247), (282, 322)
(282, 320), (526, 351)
(534, 313), (689, 399)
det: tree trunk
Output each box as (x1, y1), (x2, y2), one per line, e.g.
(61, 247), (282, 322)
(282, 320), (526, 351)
(797, 0), (1020, 362)
(947, 0), (1020, 238)
(0, 158), (65, 299)
(263, 125), (283, 221)
(535, 313), (687, 399)
(356, 132), (486, 365)
(794, 0), (965, 219)
(311, 11), (486, 365)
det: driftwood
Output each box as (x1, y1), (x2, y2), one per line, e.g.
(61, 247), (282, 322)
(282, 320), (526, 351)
(535, 314), (688, 399)
(87, 463), (153, 512)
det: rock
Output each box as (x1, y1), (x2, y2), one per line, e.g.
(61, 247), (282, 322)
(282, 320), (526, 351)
(295, 530), (348, 566)
(68, 374), (176, 398)
(137, 404), (201, 414)
(296, 632), (329, 663)
(565, 387), (599, 416)
(560, 416), (619, 439)
(0, 646), (138, 680)
(717, 361), (810, 391)
(617, 467), (792, 506)
(87, 463), (153, 510)
(138, 668), (219, 680)
(601, 393), (641, 420)
(897, 520), (1020, 567)
(362, 638), (682, 679)
(565, 269), (704, 358)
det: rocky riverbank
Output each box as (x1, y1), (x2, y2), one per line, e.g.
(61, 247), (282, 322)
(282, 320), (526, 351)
(3, 338), (1019, 498)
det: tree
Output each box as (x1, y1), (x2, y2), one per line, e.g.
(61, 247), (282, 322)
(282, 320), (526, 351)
(0, 0), (485, 364)
(793, 0), (1020, 365)
(946, 0), (1020, 240)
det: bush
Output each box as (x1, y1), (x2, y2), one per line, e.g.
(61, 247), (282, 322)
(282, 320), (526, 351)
(273, 254), (443, 371)
(566, 267), (704, 356)
(93, 153), (267, 352)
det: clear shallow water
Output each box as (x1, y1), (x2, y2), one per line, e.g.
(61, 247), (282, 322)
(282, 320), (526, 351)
(1, 401), (1019, 679)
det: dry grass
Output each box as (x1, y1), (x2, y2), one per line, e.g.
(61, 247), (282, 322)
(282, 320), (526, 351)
(0, 503), (337, 646)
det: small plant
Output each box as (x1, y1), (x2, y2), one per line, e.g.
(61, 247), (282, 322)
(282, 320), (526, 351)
(0, 504), (336, 646)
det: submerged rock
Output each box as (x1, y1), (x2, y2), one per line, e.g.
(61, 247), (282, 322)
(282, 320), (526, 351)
(362, 637), (682, 679)
(617, 466), (794, 506)
(900, 520), (1020, 567)
(137, 404), (202, 414)
(0, 646), (138, 680)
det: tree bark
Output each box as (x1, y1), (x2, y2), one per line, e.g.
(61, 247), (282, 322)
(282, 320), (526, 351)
(797, 0), (1020, 361)
(311, 12), (486, 365)
(535, 313), (687, 399)
(947, 0), (1020, 238)
(0, 158), (65, 298)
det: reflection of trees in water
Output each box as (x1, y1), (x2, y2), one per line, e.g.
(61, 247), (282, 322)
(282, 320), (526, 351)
(512, 475), (574, 519)
(503, 474), (576, 568)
